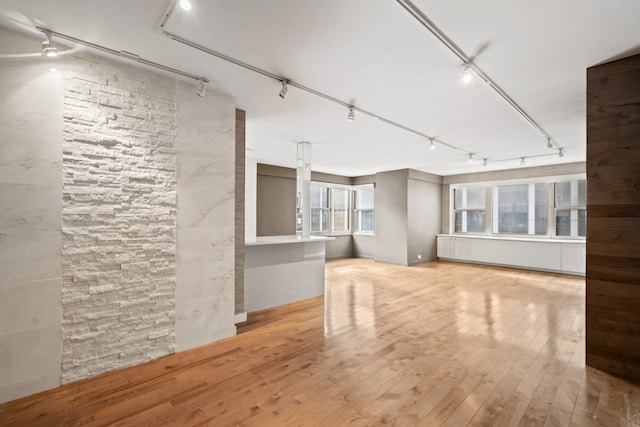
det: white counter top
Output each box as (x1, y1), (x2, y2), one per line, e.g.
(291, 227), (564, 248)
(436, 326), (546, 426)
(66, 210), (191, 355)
(245, 235), (335, 246)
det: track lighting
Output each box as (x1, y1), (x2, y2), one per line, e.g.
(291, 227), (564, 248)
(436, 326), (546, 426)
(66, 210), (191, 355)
(196, 78), (206, 97)
(429, 139), (435, 150)
(559, 148), (564, 157)
(462, 63), (472, 84)
(41, 32), (59, 57)
(179, 0), (192, 11)
(482, 158), (487, 167)
(279, 80), (288, 99)
(347, 107), (355, 122)
(520, 157), (526, 166)
(546, 138), (553, 149)
(468, 154), (473, 163)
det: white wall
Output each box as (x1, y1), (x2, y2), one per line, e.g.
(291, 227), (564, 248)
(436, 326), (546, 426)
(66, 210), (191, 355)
(175, 81), (237, 352)
(0, 28), (63, 403)
(0, 28), (237, 403)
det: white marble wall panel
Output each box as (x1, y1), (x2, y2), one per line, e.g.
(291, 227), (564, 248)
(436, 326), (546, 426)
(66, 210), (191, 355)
(0, 28), (63, 404)
(175, 81), (236, 352)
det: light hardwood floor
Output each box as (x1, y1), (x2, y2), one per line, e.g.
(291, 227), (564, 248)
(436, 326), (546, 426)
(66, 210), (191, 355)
(1, 259), (639, 426)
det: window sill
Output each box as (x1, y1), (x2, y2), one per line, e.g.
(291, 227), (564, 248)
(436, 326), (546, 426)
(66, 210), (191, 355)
(440, 234), (585, 244)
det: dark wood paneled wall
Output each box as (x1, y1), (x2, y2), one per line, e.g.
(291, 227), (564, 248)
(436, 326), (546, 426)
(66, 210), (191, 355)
(235, 110), (245, 315)
(586, 54), (640, 380)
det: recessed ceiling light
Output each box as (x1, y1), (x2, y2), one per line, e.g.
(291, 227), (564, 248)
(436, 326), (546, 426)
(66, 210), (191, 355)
(179, 0), (192, 11)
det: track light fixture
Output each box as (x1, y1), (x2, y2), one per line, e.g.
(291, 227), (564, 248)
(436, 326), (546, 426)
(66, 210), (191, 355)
(279, 80), (288, 99)
(559, 148), (564, 157)
(346, 107), (355, 122)
(546, 138), (553, 149)
(520, 157), (526, 166)
(195, 78), (206, 97)
(468, 153), (473, 163)
(429, 139), (435, 150)
(462, 63), (473, 84)
(482, 158), (488, 167)
(41, 32), (59, 57)
(179, 0), (192, 11)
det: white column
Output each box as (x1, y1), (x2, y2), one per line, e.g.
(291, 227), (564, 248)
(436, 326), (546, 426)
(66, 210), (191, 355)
(296, 142), (311, 237)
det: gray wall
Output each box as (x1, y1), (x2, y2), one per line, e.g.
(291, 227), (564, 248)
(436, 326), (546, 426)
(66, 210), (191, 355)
(374, 169), (409, 265)
(256, 165), (296, 236)
(255, 164), (356, 260)
(353, 234), (376, 259)
(374, 169), (443, 266)
(326, 235), (353, 260)
(407, 171), (442, 264)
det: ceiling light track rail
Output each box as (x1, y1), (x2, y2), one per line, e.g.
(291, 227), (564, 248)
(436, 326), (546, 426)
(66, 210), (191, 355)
(161, 30), (468, 155)
(36, 26), (208, 83)
(395, 0), (560, 151)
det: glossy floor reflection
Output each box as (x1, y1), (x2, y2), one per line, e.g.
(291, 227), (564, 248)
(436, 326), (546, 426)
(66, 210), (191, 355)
(2, 259), (639, 426)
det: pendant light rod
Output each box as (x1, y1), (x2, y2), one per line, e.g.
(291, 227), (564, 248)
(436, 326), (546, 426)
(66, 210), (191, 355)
(36, 26), (208, 83)
(395, 0), (560, 150)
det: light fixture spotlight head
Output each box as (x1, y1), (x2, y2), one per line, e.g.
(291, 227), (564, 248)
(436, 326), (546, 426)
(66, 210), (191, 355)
(429, 139), (435, 150)
(179, 0), (192, 11)
(347, 107), (355, 122)
(546, 138), (553, 149)
(468, 153), (473, 163)
(559, 148), (565, 157)
(41, 32), (59, 57)
(482, 158), (487, 167)
(520, 157), (526, 166)
(279, 80), (288, 99)
(195, 78), (206, 97)
(462, 63), (472, 84)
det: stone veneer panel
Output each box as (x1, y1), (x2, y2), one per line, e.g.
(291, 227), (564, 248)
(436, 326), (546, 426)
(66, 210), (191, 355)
(235, 109), (245, 316)
(61, 54), (177, 383)
(175, 81), (236, 352)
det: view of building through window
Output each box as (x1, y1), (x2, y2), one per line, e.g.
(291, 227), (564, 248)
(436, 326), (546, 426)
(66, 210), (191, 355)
(453, 179), (585, 238)
(309, 183), (375, 234)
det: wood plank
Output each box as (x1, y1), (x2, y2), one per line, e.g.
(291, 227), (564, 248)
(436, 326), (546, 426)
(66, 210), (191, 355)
(2, 259), (640, 426)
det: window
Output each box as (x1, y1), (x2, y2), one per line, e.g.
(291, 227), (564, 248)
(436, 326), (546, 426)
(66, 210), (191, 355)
(354, 185), (375, 233)
(493, 183), (547, 235)
(454, 187), (485, 233)
(310, 183), (353, 234)
(332, 188), (350, 232)
(311, 185), (329, 232)
(555, 180), (586, 237)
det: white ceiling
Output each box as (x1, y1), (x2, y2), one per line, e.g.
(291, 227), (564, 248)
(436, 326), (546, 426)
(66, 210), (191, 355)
(1, 0), (639, 176)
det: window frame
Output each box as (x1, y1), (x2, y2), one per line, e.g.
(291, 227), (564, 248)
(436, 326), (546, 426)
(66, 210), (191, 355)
(353, 184), (375, 234)
(554, 179), (587, 238)
(453, 186), (488, 234)
(450, 174), (586, 240)
(310, 182), (354, 235)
